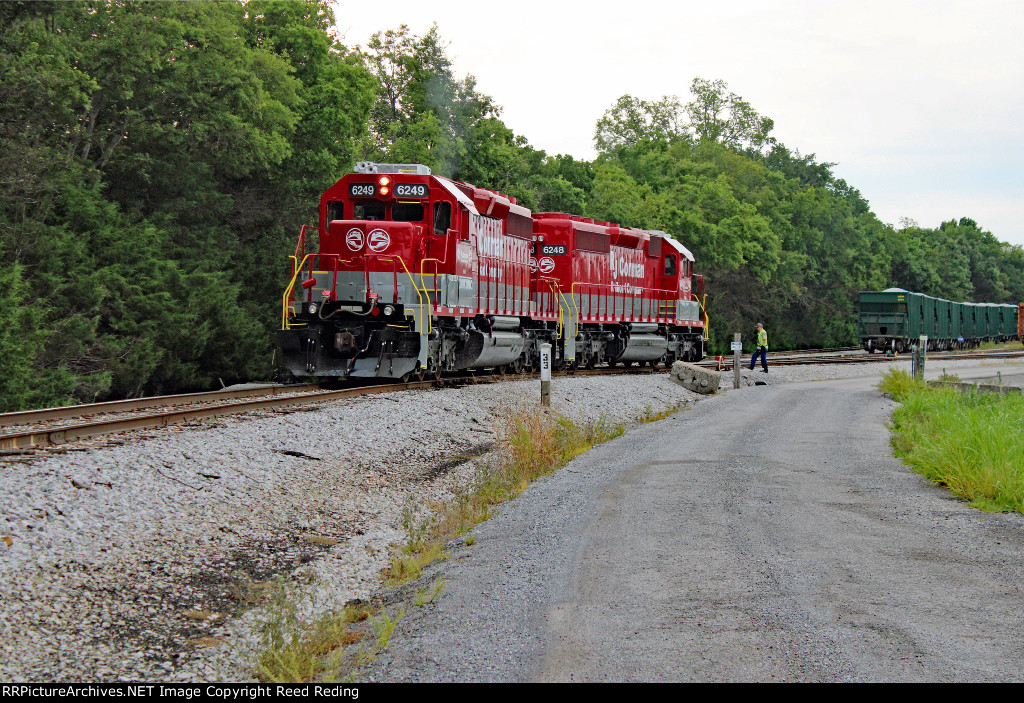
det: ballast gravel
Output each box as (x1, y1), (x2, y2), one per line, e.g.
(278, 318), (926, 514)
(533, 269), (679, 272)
(0, 357), (1010, 682)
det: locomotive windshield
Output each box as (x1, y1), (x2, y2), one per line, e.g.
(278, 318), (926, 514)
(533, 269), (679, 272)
(353, 200), (385, 220)
(350, 200), (426, 222)
(392, 202), (425, 221)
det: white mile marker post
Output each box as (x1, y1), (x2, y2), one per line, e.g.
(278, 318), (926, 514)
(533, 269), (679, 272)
(733, 333), (742, 389)
(540, 343), (552, 407)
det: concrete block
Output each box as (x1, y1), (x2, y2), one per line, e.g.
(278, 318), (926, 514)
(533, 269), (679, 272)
(670, 361), (720, 395)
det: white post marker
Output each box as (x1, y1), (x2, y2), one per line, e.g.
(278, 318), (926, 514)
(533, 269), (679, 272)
(540, 343), (552, 407)
(918, 335), (928, 380)
(732, 334), (742, 389)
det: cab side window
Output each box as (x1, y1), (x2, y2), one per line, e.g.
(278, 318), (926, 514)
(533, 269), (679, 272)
(433, 201), (452, 235)
(326, 201), (343, 233)
(327, 201), (344, 222)
(664, 254), (677, 276)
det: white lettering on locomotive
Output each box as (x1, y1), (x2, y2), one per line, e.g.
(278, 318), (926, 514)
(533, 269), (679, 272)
(471, 213), (504, 280)
(610, 247), (645, 295)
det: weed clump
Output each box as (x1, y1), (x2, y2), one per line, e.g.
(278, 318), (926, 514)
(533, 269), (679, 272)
(251, 577), (399, 683)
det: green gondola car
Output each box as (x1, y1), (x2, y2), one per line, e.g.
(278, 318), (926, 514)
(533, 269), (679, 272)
(858, 288), (1020, 353)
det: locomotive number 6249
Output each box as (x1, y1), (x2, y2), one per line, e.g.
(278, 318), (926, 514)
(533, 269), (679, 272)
(395, 183), (429, 198)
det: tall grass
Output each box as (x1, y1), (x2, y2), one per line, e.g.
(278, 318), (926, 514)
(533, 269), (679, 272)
(383, 405), (629, 585)
(880, 369), (1024, 513)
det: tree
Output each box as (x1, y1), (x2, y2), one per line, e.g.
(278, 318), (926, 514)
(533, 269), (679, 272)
(594, 95), (688, 155)
(685, 77), (775, 152)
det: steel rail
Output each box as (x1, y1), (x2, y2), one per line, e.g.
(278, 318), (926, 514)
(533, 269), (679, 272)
(4, 347), (1020, 452)
(0, 384), (322, 429)
(0, 382), (438, 451)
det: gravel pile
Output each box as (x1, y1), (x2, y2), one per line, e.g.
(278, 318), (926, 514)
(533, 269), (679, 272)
(3, 357), (1007, 682)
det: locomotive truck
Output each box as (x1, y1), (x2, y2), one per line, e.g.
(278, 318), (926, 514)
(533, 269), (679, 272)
(277, 162), (708, 381)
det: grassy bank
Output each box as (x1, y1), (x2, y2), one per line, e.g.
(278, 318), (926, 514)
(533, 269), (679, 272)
(880, 369), (1024, 514)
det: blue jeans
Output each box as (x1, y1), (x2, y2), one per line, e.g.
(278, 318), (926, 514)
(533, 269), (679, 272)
(750, 347), (767, 372)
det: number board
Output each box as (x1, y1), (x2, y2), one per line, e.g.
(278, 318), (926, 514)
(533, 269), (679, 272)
(394, 183), (429, 198)
(349, 183), (376, 197)
(539, 244), (568, 256)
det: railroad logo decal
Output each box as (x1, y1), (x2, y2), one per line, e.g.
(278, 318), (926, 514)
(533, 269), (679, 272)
(367, 229), (391, 253)
(345, 228), (364, 252)
(610, 246), (645, 295)
(538, 257), (556, 274)
(529, 256), (537, 272)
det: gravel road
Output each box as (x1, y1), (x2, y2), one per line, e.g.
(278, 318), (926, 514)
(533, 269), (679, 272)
(368, 359), (1024, 682)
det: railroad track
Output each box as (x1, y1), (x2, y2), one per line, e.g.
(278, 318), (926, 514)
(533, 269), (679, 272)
(3, 347), (1021, 453)
(698, 346), (1024, 368)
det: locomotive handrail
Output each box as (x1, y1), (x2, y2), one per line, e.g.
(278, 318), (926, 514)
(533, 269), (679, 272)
(418, 258), (444, 313)
(281, 253), (352, 329)
(555, 284), (575, 340)
(569, 281), (680, 324)
(371, 254), (430, 336)
(292, 225), (319, 272)
(699, 293), (710, 341)
(282, 253), (315, 329)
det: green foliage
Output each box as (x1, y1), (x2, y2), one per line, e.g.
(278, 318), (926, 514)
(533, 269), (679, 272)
(880, 369), (1024, 514)
(0, 0), (374, 409)
(2, 7), (1021, 409)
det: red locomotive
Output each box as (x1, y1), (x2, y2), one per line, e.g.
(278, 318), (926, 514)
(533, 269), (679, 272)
(278, 162), (707, 381)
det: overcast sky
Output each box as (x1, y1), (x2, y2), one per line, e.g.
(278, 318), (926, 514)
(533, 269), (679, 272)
(333, 0), (1024, 247)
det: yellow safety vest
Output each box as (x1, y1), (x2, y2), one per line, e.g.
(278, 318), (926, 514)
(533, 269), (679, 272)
(757, 328), (768, 348)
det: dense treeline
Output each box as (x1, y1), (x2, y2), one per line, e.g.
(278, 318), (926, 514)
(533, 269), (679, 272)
(1, 1), (1022, 411)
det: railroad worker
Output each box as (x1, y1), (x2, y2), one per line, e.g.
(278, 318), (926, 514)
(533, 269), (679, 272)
(750, 323), (768, 373)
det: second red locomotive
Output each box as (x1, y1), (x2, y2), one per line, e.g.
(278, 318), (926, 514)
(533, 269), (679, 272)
(278, 162), (707, 381)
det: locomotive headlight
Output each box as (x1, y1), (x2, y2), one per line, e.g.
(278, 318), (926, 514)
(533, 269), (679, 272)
(383, 305), (395, 316)
(379, 186), (390, 195)
(378, 176), (390, 186)
(307, 303), (318, 315)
